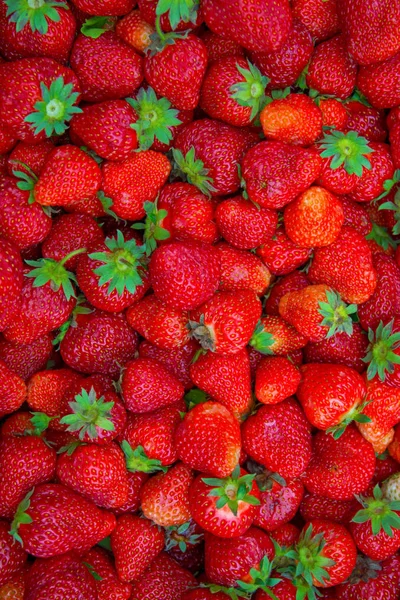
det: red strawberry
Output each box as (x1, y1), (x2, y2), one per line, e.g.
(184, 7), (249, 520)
(303, 426), (376, 500)
(165, 519), (204, 573)
(116, 9), (154, 54)
(202, 0), (292, 53)
(304, 324), (368, 373)
(70, 31), (143, 102)
(344, 101), (387, 142)
(255, 356), (301, 405)
(347, 143), (394, 202)
(358, 254), (400, 331)
(251, 470), (304, 532)
(188, 290), (262, 355)
(150, 240), (220, 311)
(341, 196), (372, 235)
(189, 466), (260, 538)
(260, 93), (323, 146)
(306, 34), (357, 99)
(0, 333), (52, 380)
(114, 471), (149, 516)
(140, 462), (194, 527)
(130, 553), (196, 600)
(216, 196), (277, 250)
(0, 57), (81, 144)
(139, 340), (198, 390)
(75, 0), (135, 15)
(201, 30), (245, 63)
(27, 368), (82, 422)
(0, 236), (23, 330)
(265, 271), (309, 316)
(217, 243), (272, 296)
(175, 401), (241, 478)
(241, 140), (322, 210)
(257, 227), (312, 276)
(292, 0), (340, 43)
(0, 123), (16, 154)
(300, 492), (358, 525)
(319, 98), (348, 130)
(308, 226), (377, 304)
(111, 514), (164, 582)
(336, 554), (400, 600)
(83, 546), (133, 600)
(7, 139), (54, 177)
(242, 398), (312, 480)
(249, 315), (308, 356)
(0, 519), (26, 586)
(189, 349), (253, 420)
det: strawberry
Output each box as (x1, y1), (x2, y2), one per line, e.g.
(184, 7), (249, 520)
(70, 31), (143, 102)
(260, 93), (323, 146)
(304, 324), (368, 373)
(127, 294), (190, 349)
(265, 271), (309, 316)
(0, 176), (52, 250)
(358, 51), (400, 108)
(241, 140), (322, 210)
(319, 98), (348, 130)
(0, 435), (56, 518)
(114, 471), (149, 516)
(130, 553), (197, 600)
(218, 243), (272, 296)
(256, 227), (312, 276)
(0, 57), (81, 143)
(337, 0), (400, 66)
(255, 356), (301, 405)
(216, 196), (277, 250)
(116, 10), (154, 53)
(165, 520), (204, 571)
(249, 315), (308, 356)
(350, 484), (400, 560)
(344, 101), (387, 142)
(189, 349), (253, 420)
(335, 554), (400, 600)
(150, 240), (220, 311)
(347, 143), (394, 202)
(74, 0), (134, 15)
(189, 466), (260, 538)
(102, 150), (171, 220)
(0, 123), (16, 153)
(188, 290), (262, 355)
(175, 401), (241, 478)
(363, 318), (400, 386)
(242, 398), (312, 479)
(308, 226), (377, 304)
(202, 0), (292, 53)
(139, 339), (198, 389)
(300, 492), (358, 525)
(357, 254), (400, 331)
(389, 425), (400, 462)
(0, 0), (76, 63)
(201, 30), (245, 63)
(0, 519), (26, 586)
(138, 0), (203, 33)
(303, 426), (376, 500)
(10, 483), (116, 557)
(173, 118), (258, 196)
(144, 33), (207, 112)
(0, 333), (52, 380)
(249, 19), (313, 90)
(27, 368), (81, 420)
(292, 0), (340, 43)
(0, 236), (23, 330)
(140, 462), (193, 527)
(83, 546), (133, 600)
(60, 311), (138, 377)
(341, 196), (372, 235)
(204, 527), (275, 588)
(111, 514), (164, 582)
(7, 139), (54, 177)
(357, 379), (400, 453)
(306, 34), (357, 100)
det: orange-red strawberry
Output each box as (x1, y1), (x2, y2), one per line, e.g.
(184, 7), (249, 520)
(189, 290), (262, 355)
(255, 356), (301, 405)
(260, 93), (323, 146)
(116, 9), (154, 53)
(284, 186), (344, 248)
(249, 315), (308, 356)
(140, 462), (193, 527)
(241, 140), (322, 210)
(356, 378), (400, 453)
(175, 401), (241, 478)
(217, 243), (272, 296)
(304, 324), (368, 373)
(83, 546), (133, 600)
(0, 520), (26, 586)
(256, 226), (312, 275)
(189, 348), (253, 420)
(306, 34), (357, 99)
(319, 98), (348, 130)
(102, 150), (171, 220)
(111, 514), (164, 583)
(242, 398), (312, 480)
(27, 368), (81, 420)
(292, 0), (340, 43)
(265, 271), (309, 316)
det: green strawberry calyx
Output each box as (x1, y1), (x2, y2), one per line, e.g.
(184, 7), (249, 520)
(363, 319), (400, 381)
(25, 76), (82, 138)
(81, 16), (114, 38)
(201, 584), (250, 600)
(365, 222), (396, 252)
(121, 440), (168, 473)
(172, 147), (216, 197)
(82, 562), (103, 581)
(131, 199), (170, 256)
(165, 521), (203, 552)
(236, 556), (281, 598)
(89, 230), (146, 296)
(326, 398), (372, 440)
(375, 169), (400, 201)
(318, 289), (358, 338)
(319, 130), (374, 177)
(352, 484), (400, 536)
(127, 87), (182, 152)
(184, 387), (208, 410)
(10, 488), (34, 546)
(5, 0), (67, 34)
(52, 295), (92, 348)
(188, 314), (217, 352)
(13, 162), (38, 204)
(230, 60), (269, 122)
(25, 248), (86, 300)
(29, 411), (56, 435)
(202, 465), (260, 517)
(59, 387), (115, 441)
(155, 0), (199, 31)
(379, 188), (400, 236)
(249, 321), (275, 355)
(148, 14), (190, 54)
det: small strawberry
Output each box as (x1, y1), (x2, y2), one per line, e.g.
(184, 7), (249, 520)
(83, 546), (133, 600)
(218, 243), (272, 297)
(116, 9), (154, 53)
(256, 226), (312, 276)
(306, 34), (357, 99)
(249, 315), (308, 356)
(130, 553), (196, 600)
(255, 356), (301, 405)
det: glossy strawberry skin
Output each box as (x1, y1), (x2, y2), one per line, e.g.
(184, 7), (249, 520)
(130, 553), (196, 600)
(0, 519), (27, 586)
(83, 546), (133, 600)
(26, 368), (81, 424)
(350, 506), (400, 561)
(257, 227), (312, 276)
(260, 94), (323, 146)
(306, 34), (357, 99)
(344, 101), (387, 142)
(265, 271), (309, 316)
(139, 340), (198, 390)
(300, 492), (359, 526)
(76, 0), (135, 15)
(335, 554), (400, 600)
(347, 143), (394, 202)
(253, 478), (304, 532)
(303, 324), (368, 373)
(217, 242), (271, 296)
(7, 139), (54, 177)
(255, 356), (301, 405)
(201, 31), (245, 63)
(292, 0), (340, 43)
(358, 254), (400, 331)
(0, 236), (23, 330)
(356, 378), (400, 453)
(0, 334), (53, 381)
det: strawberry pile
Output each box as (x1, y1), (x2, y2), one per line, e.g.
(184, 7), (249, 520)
(2, 0), (400, 599)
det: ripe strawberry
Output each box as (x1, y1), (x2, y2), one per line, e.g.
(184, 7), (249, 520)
(249, 315), (308, 356)
(335, 554), (400, 600)
(255, 356), (301, 405)
(130, 553), (196, 600)
(127, 294), (190, 349)
(173, 118), (258, 196)
(0, 57), (81, 144)
(304, 324), (368, 373)
(0, 236), (22, 330)
(70, 31), (143, 102)
(0, 0), (76, 63)
(0, 333), (52, 380)
(344, 101), (387, 142)
(27, 368), (81, 420)
(350, 484), (400, 560)
(218, 243), (272, 296)
(356, 379), (400, 453)
(292, 0), (340, 43)
(319, 98), (348, 130)
(389, 425), (400, 462)
(188, 290), (262, 355)
(111, 514), (164, 582)
(251, 471), (304, 532)
(7, 139), (54, 177)
(175, 401), (241, 478)
(190, 349), (253, 420)
(74, 0), (134, 15)
(249, 19), (313, 90)
(241, 140), (322, 210)
(140, 462), (193, 527)
(303, 426), (376, 500)
(242, 398), (312, 480)
(216, 196), (277, 250)
(200, 30), (245, 63)
(114, 471), (149, 516)
(347, 143), (394, 202)
(300, 492), (358, 525)
(60, 311), (138, 377)
(256, 227), (312, 275)
(202, 0), (292, 53)
(0, 519), (26, 586)
(306, 34), (357, 99)
(102, 149), (171, 220)
(116, 10), (154, 53)
(139, 339), (198, 389)
(260, 94), (323, 146)
(189, 466), (260, 538)
(341, 196), (372, 236)
(150, 240), (220, 311)
(265, 271), (309, 316)
(358, 254), (400, 331)
(308, 226), (377, 304)
(83, 546), (133, 600)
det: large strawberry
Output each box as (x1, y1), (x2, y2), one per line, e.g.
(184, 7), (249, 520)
(335, 554), (400, 600)
(306, 34), (357, 99)
(218, 242), (272, 296)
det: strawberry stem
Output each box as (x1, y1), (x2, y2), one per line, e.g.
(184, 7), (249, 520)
(352, 484), (400, 536)
(121, 441), (167, 473)
(318, 289), (358, 338)
(319, 130), (373, 177)
(24, 248), (86, 300)
(60, 387), (115, 441)
(363, 319), (400, 381)
(5, 0), (67, 34)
